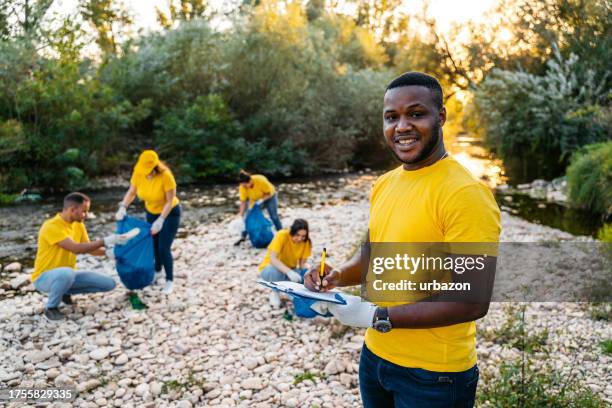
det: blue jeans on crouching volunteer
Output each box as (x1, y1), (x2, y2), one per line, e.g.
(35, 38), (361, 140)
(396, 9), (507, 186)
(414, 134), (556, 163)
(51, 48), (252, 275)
(359, 344), (479, 408)
(260, 265), (308, 283)
(146, 204), (181, 281)
(34, 267), (116, 309)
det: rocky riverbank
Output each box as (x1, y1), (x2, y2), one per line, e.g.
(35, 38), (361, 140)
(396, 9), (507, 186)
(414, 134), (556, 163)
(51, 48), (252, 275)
(0, 174), (610, 407)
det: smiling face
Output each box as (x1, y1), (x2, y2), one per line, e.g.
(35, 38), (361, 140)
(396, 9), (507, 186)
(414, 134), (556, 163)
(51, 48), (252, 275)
(383, 85), (446, 166)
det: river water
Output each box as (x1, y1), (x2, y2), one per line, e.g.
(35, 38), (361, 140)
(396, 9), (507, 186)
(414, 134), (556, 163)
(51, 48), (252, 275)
(0, 136), (603, 273)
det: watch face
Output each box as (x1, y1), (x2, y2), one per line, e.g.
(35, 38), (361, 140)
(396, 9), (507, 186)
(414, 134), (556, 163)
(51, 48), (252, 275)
(374, 320), (392, 333)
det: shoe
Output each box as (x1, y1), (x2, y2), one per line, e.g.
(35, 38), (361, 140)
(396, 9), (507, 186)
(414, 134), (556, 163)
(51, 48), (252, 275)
(233, 237), (246, 246)
(62, 294), (75, 305)
(269, 291), (281, 308)
(44, 308), (65, 321)
(163, 280), (174, 295)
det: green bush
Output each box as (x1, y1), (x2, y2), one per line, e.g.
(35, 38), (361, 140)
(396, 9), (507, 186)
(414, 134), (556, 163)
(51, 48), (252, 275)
(566, 141), (612, 216)
(473, 48), (609, 179)
(154, 95), (309, 182)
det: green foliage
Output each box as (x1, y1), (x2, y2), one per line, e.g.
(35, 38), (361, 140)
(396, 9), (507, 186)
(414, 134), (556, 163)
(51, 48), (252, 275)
(597, 223), (612, 242)
(600, 339), (612, 355)
(473, 47), (609, 179)
(566, 141), (612, 216)
(588, 302), (611, 321)
(293, 371), (323, 385)
(478, 360), (604, 407)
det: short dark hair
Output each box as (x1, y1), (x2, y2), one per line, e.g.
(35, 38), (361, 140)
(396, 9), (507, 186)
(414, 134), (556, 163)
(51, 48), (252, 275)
(238, 169), (252, 184)
(290, 218), (310, 242)
(63, 192), (90, 208)
(386, 72), (443, 109)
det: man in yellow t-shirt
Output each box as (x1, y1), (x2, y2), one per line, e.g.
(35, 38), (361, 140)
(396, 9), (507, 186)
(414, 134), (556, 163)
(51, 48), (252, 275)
(258, 219), (312, 307)
(33, 192), (135, 321)
(305, 72), (500, 407)
(234, 170), (283, 246)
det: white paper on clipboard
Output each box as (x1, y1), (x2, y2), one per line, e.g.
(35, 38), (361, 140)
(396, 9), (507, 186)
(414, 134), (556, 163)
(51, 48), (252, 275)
(257, 280), (347, 304)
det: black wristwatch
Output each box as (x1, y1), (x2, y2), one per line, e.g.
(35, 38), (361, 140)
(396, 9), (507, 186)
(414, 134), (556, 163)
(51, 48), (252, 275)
(372, 307), (392, 333)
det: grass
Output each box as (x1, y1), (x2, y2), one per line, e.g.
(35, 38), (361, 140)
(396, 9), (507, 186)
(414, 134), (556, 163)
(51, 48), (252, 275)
(600, 339), (612, 355)
(478, 360), (604, 407)
(478, 303), (606, 407)
(293, 371), (324, 385)
(161, 371), (206, 395)
(588, 302), (611, 321)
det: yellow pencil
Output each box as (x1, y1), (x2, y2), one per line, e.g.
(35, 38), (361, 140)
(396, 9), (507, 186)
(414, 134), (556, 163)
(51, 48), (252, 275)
(319, 247), (326, 281)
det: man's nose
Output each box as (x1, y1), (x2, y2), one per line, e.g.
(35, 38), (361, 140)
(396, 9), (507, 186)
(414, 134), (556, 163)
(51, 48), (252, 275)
(396, 115), (414, 132)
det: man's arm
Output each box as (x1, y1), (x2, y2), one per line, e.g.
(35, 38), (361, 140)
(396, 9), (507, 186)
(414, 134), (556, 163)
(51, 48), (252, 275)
(388, 302), (489, 329)
(57, 238), (104, 255)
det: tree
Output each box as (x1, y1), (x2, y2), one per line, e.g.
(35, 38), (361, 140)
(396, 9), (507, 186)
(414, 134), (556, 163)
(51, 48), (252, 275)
(156, 0), (209, 29)
(80, 0), (133, 55)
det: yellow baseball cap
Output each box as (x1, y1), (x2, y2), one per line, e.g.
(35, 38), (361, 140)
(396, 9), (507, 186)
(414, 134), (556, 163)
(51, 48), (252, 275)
(134, 150), (160, 175)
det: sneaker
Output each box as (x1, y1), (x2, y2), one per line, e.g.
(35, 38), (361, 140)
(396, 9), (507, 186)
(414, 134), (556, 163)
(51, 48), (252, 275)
(269, 291), (281, 308)
(44, 308), (65, 321)
(62, 294), (75, 305)
(162, 280), (174, 295)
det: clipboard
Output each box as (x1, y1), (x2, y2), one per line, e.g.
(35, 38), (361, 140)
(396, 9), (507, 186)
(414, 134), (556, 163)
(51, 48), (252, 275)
(257, 280), (347, 305)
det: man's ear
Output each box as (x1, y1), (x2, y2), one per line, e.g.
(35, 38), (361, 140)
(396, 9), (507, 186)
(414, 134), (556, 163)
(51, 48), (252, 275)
(439, 106), (447, 127)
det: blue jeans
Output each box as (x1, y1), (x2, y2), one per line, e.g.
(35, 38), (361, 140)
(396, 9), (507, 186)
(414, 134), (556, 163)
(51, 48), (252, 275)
(34, 267), (116, 309)
(242, 193), (283, 238)
(359, 344), (479, 408)
(260, 265), (307, 283)
(146, 204), (181, 281)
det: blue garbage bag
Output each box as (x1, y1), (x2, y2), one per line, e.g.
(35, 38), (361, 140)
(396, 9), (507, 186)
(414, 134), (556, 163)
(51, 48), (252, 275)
(114, 216), (155, 290)
(245, 204), (274, 248)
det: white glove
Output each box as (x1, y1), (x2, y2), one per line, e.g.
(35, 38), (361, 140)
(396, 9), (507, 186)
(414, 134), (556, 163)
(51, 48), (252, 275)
(254, 199), (264, 206)
(286, 269), (302, 283)
(103, 228), (140, 247)
(106, 247), (115, 260)
(115, 204), (127, 221)
(151, 217), (165, 235)
(325, 294), (377, 328)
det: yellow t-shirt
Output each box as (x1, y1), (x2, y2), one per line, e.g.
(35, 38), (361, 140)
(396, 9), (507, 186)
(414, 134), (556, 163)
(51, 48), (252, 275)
(259, 229), (312, 271)
(365, 156), (501, 372)
(32, 214), (90, 281)
(239, 175), (275, 208)
(131, 169), (180, 214)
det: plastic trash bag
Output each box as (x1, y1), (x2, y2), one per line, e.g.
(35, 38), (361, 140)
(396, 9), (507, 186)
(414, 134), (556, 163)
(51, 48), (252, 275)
(245, 204), (274, 248)
(228, 217), (245, 235)
(114, 216), (155, 290)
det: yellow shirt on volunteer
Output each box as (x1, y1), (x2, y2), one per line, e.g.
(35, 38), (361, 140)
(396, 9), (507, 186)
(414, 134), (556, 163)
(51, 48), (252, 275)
(130, 169), (180, 214)
(259, 229), (312, 271)
(32, 214), (90, 281)
(365, 156), (501, 373)
(239, 175), (275, 208)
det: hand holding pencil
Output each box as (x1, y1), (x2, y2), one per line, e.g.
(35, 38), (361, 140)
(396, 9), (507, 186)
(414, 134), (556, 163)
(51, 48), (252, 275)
(304, 247), (341, 292)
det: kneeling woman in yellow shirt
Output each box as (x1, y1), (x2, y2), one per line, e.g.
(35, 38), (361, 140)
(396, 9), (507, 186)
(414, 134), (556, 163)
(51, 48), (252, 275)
(259, 219), (312, 307)
(116, 150), (181, 295)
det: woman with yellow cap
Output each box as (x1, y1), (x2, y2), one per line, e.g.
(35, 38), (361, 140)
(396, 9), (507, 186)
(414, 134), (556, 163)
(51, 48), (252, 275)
(116, 150), (181, 295)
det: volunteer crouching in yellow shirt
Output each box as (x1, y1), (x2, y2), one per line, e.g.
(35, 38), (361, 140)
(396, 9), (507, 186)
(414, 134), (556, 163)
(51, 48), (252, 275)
(33, 192), (136, 322)
(234, 170), (283, 246)
(305, 72), (501, 408)
(259, 219), (312, 307)
(116, 150), (181, 295)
